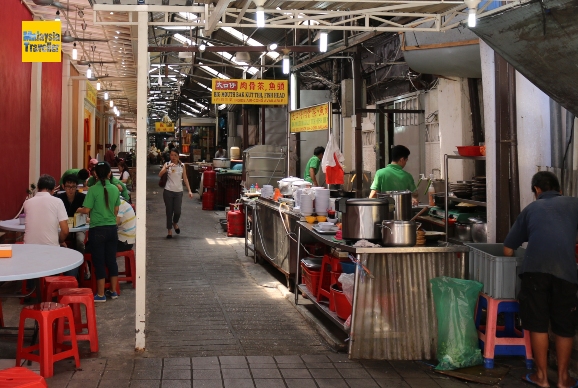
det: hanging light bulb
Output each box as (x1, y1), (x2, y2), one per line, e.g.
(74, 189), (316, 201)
(319, 31), (328, 52)
(55, 10), (60, 21)
(468, 8), (477, 27)
(282, 55), (290, 75)
(256, 6), (265, 27)
(268, 43), (278, 51)
(158, 68), (163, 86)
(72, 43), (78, 60)
(199, 42), (206, 52)
(104, 91), (109, 100)
(110, 100), (114, 108)
(96, 80), (101, 90)
(86, 65), (92, 79)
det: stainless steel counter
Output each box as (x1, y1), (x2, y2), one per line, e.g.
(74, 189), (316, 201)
(295, 221), (470, 360)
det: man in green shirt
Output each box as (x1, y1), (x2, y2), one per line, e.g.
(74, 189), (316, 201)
(369, 145), (418, 205)
(303, 147), (325, 187)
(59, 168), (90, 186)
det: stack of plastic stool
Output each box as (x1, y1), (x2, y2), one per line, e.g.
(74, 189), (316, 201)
(16, 302), (80, 378)
(43, 276), (78, 302)
(116, 250), (136, 288)
(474, 292), (533, 369)
(57, 288), (99, 352)
(0, 367), (47, 387)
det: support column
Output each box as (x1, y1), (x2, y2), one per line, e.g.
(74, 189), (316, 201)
(29, 62), (42, 184)
(61, 56), (71, 170)
(135, 10), (148, 351)
(353, 48), (363, 197)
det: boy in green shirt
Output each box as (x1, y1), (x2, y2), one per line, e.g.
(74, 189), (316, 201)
(303, 146), (325, 187)
(369, 145), (418, 205)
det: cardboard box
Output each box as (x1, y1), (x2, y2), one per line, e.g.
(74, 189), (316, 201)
(0, 244), (13, 258)
(67, 217), (74, 228)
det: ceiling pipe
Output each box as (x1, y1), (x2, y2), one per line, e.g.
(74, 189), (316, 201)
(148, 45), (321, 53)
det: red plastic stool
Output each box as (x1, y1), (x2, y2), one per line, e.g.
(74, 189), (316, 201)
(16, 302), (80, 378)
(474, 292), (533, 369)
(43, 276), (78, 302)
(116, 250), (136, 288)
(57, 288), (99, 352)
(0, 367), (47, 387)
(317, 255), (344, 310)
(79, 254), (121, 295)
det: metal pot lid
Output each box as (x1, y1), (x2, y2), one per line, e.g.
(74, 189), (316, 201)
(385, 190), (412, 195)
(279, 176), (302, 182)
(345, 199), (389, 206)
(468, 217), (486, 224)
(214, 158), (230, 161)
(381, 220), (416, 225)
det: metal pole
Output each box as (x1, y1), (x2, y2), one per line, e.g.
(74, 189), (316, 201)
(134, 10), (148, 351)
(295, 226), (301, 305)
(444, 154), (449, 242)
(353, 48), (363, 197)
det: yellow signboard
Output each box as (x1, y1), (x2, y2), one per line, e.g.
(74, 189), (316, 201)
(22, 21), (62, 62)
(211, 79), (288, 105)
(86, 81), (97, 106)
(290, 103), (332, 133)
(155, 122), (175, 132)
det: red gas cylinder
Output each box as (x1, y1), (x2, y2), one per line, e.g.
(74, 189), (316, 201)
(227, 205), (245, 237)
(202, 189), (215, 210)
(203, 167), (216, 189)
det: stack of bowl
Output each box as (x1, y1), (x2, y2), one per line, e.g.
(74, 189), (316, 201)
(300, 194), (314, 216)
(314, 188), (330, 216)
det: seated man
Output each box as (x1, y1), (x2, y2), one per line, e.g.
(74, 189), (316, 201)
(24, 175), (76, 276)
(56, 174), (89, 277)
(59, 168), (90, 186)
(117, 198), (135, 252)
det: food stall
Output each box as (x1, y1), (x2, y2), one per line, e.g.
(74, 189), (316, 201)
(295, 222), (469, 360)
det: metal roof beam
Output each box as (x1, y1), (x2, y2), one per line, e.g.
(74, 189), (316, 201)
(206, 0), (233, 35)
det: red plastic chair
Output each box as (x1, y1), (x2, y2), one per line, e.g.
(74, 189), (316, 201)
(16, 302), (80, 378)
(57, 288), (99, 352)
(0, 367), (47, 387)
(43, 276), (78, 302)
(117, 250), (136, 288)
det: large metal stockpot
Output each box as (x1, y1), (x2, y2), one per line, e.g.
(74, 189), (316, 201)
(382, 191), (413, 220)
(380, 220), (419, 247)
(336, 198), (391, 240)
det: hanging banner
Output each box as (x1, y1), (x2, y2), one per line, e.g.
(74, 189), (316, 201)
(22, 21), (62, 62)
(211, 79), (288, 105)
(289, 102), (332, 133)
(86, 81), (97, 106)
(155, 122), (175, 132)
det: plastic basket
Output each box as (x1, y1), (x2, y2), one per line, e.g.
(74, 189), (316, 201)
(465, 243), (525, 299)
(339, 262), (356, 274)
(301, 263), (321, 298)
(331, 284), (352, 320)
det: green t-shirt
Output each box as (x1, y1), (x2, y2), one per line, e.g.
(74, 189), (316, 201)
(370, 164), (416, 193)
(82, 180), (120, 227)
(87, 176), (129, 201)
(60, 168), (81, 185)
(304, 156), (321, 184)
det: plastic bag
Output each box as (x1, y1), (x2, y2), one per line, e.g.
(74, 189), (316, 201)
(321, 132), (345, 184)
(429, 277), (483, 371)
(338, 273), (354, 304)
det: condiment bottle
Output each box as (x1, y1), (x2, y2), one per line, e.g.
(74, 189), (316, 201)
(428, 174), (436, 207)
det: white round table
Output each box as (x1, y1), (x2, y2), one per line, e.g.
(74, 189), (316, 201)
(0, 244), (83, 281)
(0, 219), (89, 233)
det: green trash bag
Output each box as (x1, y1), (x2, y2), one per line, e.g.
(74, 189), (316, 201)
(430, 276), (483, 370)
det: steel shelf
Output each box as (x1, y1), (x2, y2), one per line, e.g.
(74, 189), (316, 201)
(297, 284), (349, 333)
(447, 197), (487, 207)
(447, 155), (486, 161)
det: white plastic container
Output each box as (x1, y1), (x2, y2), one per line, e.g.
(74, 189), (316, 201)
(230, 146), (241, 160)
(465, 243), (525, 299)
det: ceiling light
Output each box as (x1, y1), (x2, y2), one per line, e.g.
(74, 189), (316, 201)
(96, 80), (101, 90)
(114, 36), (118, 39)
(199, 42), (206, 52)
(468, 8), (477, 27)
(319, 31), (328, 52)
(72, 43), (78, 60)
(268, 43), (278, 51)
(55, 10), (60, 21)
(282, 55), (290, 74)
(104, 91), (109, 100)
(110, 12), (114, 14)
(110, 100), (114, 107)
(234, 51), (251, 65)
(86, 65), (92, 79)
(116, 31), (120, 34)
(256, 6), (265, 27)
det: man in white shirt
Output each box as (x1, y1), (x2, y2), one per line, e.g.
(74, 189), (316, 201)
(117, 199), (136, 251)
(24, 174), (69, 246)
(215, 145), (227, 159)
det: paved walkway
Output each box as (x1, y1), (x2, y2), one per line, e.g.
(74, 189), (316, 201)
(0, 165), (550, 387)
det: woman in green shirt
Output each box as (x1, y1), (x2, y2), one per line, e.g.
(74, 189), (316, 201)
(77, 162), (121, 302)
(304, 146), (325, 187)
